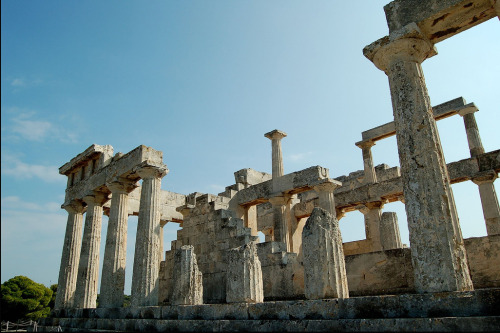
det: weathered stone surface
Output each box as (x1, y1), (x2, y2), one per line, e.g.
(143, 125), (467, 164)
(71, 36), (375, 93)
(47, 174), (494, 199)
(226, 242), (264, 303)
(380, 212), (403, 250)
(171, 245), (203, 306)
(464, 235), (500, 288)
(302, 208), (349, 299)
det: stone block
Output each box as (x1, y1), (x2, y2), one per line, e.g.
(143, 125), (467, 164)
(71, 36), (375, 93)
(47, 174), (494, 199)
(171, 245), (203, 305)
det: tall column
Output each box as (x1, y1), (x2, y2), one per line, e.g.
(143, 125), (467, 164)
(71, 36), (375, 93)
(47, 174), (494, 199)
(74, 191), (107, 308)
(359, 202), (384, 252)
(264, 129), (287, 179)
(473, 172), (500, 235)
(55, 200), (85, 309)
(268, 195), (291, 252)
(99, 179), (137, 308)
(459, 106), (500, 235)
(131, 165), (167, 307)
(356, 140), (378, 184)
(364, 24), (473, 293)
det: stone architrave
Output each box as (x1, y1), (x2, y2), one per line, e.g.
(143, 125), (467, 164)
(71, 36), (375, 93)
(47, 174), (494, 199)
(131, 165), (168, 307)
(302, 207), (349, 300)
(74, 191), (107, 308)
(226, 241), (264, 303)
(171, 245), (203, 305)
(364, 23), (473, 293)
(99, 179), (137, 308)
(54, 200), (85, 309)
(380, 212), (403, 250)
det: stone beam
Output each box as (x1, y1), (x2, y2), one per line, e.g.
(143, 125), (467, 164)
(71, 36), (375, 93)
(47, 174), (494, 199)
(232, 166), (330, 207)
(295, 150), (500, 216)
(59, 144), (114, 176)
(63, 145), (165, 207)
(384, 0), (496, 43)
(360, 97), (468, 143)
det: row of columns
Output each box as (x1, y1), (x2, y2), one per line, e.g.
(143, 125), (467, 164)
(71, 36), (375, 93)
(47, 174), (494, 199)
(55, 165), (167, 309)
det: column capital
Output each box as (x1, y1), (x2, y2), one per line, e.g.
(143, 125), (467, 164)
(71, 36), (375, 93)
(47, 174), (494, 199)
(458, 103), (479, 117)
(357, 201), (385, 214)
(62, 200), (85, 214)
(355, 140), (376, 150)
(83, 191), (108, 206)
(472, 171), (498, 185)
(106, 178), (138, 194)
(135, 164), (168, 180)
(264, 129), (287, 141)
(268, 194), (290, 207)
(312, 179), (342, 193)
(363, 23), (436, 73)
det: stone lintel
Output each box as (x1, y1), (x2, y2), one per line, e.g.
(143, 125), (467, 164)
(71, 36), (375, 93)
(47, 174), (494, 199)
(360, 97), (467, 142)
(59, 144), (114, 176)
(264, 129), (287, 140)
(233, 166), (329, 207)
(384, 0), (496, 43)
(63, 145), (165, 207)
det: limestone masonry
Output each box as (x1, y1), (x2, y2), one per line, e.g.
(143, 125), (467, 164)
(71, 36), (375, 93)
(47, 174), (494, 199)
(40, 0), (500, 332)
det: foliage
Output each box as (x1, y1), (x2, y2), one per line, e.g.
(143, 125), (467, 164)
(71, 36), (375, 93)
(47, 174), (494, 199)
(48, 284), (57, 310)
(1, 276), (53, 322)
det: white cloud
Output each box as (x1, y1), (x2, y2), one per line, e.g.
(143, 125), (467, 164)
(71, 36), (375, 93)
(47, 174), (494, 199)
(1, 196), (62, 213)
(12, 117), (53, 141)
(1, 153), (65, 184)
(287, 151), (313, 162)
(11, 78), (25, 87)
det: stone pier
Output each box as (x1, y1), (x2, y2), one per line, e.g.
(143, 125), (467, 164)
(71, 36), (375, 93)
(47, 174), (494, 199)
(131, 165), (168, 307)
(99, 179), (137, 308)
(364, 24), (473, 293)
(54, 200), (85, 309)
(74, 191), (107, 308)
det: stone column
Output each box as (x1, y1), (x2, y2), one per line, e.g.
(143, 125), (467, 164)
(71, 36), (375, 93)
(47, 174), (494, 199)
(99, 179), (137, 308)
(364, 24), (473, 293)
(268, 195), (291, 252)
(313, 180), (342, 217)
(355, 140), (378, 184)
(473, 172), (500, 235)
(131, 165), (168, 307)
(380, 212), (403, 250)
(74, 191), (107, 308)
(264, 129), (287, 179)
(459, 105), (484, 158)
(359, 202), (384, 252)
(54, 200), (85, 309)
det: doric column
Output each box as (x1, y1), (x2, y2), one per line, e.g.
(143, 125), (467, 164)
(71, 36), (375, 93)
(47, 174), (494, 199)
(355, 140), (378, 184)
(264, 129), (287, 179)
(473, 172), (500, 235)
(364, 23), (473, 293)
(358, 202), (384, 252)
(131, 165), (168, 307)
(313, 179), (342, 217)
(459, 104), (484, 158)
(54, 200), (85, 309)
(268, 195), (291, 252)
(74, 191), (107, 308)
(380, 212), (403, 250)
(99, 179), (137, 308)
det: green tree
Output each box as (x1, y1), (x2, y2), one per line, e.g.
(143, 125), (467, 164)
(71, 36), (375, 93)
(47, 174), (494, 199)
(1, 276), (53, 322)
(48, 284), (57, 310)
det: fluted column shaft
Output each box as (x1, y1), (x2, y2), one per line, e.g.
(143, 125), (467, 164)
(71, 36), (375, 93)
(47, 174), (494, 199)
(264, 130), (287, 179)
(74, 192), (107, 308)
(54, 201), (85, 309)
(460, 108), (484, 158)
(131, 166), (167, 307)
(359, 202), (384, 252)
(473, 173), (500, 235)
(268, 195), (291, 252)
(99, 180), (137, 308)
(380, 212), (403, 250)
(366, 25), (473, 293)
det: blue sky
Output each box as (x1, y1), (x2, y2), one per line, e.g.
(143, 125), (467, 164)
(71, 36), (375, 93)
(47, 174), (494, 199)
(1, 1), (499, 295)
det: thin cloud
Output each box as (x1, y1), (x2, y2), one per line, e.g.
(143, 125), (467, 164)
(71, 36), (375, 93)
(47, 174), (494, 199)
(287, 151), (313, 162)
(1, 152), (65, 184)
(11, 78), (25, 87)
(12, 117), (53, 141)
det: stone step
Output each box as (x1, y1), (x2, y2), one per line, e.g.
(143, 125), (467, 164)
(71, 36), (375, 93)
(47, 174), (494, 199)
(33, 316), (500, 332)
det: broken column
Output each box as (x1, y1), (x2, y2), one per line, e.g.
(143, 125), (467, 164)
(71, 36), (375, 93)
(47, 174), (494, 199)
(74, 191), (107, 308)
(54, 200), (85, 309)
(364, 23), (473, 293)
(459, 105), (500, 235)
(302, 207), (349, 300)
(380, 212), (403, 250)
(226, 241), (264, 303)
(99, 179), (137, 308)
(171, 245), (203, 306)
(356, 140), (378, 184)
(131, 164), (168, 307)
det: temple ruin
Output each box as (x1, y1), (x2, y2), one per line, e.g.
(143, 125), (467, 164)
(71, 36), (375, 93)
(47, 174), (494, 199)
(39, 0), (500, 331)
